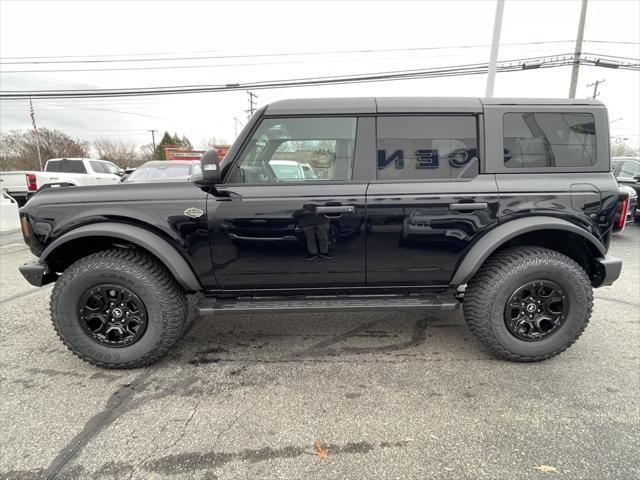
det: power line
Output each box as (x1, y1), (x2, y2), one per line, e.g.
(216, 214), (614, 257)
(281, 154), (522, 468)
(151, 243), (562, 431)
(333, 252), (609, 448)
(1, 48), (636, 75)
(1, 54), (637, 101)
(0, 40), (575, 64)
(2, 39), (637, 62)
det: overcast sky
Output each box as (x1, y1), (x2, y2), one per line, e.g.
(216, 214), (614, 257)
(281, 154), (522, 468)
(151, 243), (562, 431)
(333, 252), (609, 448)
(1, 0), (639, 151)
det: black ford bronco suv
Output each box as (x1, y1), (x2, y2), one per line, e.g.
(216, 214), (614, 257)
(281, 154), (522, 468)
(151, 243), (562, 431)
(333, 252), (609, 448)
(19, 97), (624, 368)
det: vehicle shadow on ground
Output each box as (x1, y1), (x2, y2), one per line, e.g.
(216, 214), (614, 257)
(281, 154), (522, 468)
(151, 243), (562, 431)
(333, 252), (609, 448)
(165, 298), (486, 367)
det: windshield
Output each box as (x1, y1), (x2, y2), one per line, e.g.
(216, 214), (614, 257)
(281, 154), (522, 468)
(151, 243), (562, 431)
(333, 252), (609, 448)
(125, 163), (192, 182)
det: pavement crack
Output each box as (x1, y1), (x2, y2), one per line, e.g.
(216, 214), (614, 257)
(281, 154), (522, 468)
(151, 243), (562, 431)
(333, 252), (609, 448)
(126, 398), (201, 480)
(596, 296), (640, 308)
(40, 370), (150, 480)
(188, 393), (249, 479)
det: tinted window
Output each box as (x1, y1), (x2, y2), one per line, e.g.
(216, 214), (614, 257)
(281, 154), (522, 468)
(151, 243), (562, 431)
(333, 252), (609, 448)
(229, 117), (356, 183)
(620, 160), (640, 177)
(376, 116), (479, 180)
(45, 159), (87, 174)
(503, 113), (596, 168)
(90, 161), (107, 173)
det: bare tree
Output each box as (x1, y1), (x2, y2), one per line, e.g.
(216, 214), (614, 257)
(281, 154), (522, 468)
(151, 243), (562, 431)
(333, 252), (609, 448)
(199, 137), (229, 150)
(611, 140), (639, 157)
(0, 128), (89, 171)
(93, 138), (142, 168)
(138, 143), (155, 162)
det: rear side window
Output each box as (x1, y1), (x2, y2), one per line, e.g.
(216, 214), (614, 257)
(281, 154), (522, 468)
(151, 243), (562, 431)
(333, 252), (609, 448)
(45, 160), (87, 174)
(503, 112), (596, 168)
(90, 161), (108, 173)
(376, 116), (479, 181)
(619, 160), (640, 177)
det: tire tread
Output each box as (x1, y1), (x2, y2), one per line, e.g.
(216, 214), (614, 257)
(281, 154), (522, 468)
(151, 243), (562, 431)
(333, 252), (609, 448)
(50, 248), (187, 369)
(463, 246), (593, 362)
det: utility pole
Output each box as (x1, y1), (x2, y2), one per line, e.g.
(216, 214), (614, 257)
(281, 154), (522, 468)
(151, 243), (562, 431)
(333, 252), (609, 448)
(587, 79), (605, 99)
(28, 96), (43, 171)
(148, 129), (157, 151)
(485, 0), (505, 98)
(569, 0), (589, 98)
(246, 91), (257, 119)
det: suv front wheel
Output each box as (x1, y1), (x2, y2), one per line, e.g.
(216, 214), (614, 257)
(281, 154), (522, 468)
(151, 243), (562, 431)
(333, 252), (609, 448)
(463, 246), (593, 362)
(50, 248), (188, 368)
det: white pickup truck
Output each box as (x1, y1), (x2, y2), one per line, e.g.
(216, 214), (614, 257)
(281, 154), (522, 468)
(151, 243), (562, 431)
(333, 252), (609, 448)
(0, 158), (123, 206)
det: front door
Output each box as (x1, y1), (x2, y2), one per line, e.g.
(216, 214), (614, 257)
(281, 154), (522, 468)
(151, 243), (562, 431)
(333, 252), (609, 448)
(366, 115), (499, 286)
(208, 116), (367, 289)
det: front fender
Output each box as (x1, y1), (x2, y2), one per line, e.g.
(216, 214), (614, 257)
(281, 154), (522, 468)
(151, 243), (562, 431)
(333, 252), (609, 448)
(449, 216), (607, 286)
(39, 222), (202, 291)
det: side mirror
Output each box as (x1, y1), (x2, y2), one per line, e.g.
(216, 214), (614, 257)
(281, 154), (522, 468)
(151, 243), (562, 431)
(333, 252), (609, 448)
(115, 169), (124, 177)
(201, 149), (221, 184)
(633, 173), (640, 182)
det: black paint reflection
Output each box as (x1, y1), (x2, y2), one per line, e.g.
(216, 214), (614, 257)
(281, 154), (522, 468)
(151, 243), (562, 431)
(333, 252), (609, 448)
(209, 185), (367, 289)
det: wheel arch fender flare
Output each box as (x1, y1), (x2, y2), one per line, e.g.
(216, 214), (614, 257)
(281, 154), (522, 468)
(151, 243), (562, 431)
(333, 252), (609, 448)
(40, 222), (202, 291)
(449, 216), (607, 286)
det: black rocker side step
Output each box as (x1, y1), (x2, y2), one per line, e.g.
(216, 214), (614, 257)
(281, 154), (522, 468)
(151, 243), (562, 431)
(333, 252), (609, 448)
(197, 293), (459, 315)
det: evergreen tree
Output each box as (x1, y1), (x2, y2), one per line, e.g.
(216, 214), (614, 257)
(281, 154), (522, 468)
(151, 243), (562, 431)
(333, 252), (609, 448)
(154, 131), (175, 160)
(152, 132), (194, 159)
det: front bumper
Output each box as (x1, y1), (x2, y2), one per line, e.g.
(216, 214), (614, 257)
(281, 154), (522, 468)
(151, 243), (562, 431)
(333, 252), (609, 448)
(19, 260), (57, 287)
(593, 255), (623, 287)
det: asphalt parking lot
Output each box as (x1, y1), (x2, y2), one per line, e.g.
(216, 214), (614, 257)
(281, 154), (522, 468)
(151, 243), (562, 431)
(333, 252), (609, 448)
(0, 226), (638, 480)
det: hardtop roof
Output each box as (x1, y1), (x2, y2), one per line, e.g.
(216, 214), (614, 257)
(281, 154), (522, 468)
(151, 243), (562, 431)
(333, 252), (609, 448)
(265, 97), (604, 115)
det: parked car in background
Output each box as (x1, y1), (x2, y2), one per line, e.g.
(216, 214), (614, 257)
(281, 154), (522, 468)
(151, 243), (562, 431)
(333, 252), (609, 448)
(119, 167), (137, 182)
(612, 157), (640, 223)
(612, 157), (640, 193)
(21, 158), (123, 201)
(121, 160), (201, 183)
(268, 159), (306, 181)
(616, 184), (638, 227)
(301, 164), (319, 179)
(0, 171), (30, 206)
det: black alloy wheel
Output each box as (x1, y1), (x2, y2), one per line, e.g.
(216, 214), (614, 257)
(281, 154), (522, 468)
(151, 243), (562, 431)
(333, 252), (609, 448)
(78, 284), (148, 347)
(504, 280), (567, 342)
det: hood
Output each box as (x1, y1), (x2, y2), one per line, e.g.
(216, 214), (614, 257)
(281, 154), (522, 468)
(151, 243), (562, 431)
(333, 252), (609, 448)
(21, 181), (206, 210)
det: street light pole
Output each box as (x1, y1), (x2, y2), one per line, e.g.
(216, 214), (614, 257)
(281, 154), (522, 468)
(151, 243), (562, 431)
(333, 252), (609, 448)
(485, 0), (505, 98)
(569, 0), (589, 98)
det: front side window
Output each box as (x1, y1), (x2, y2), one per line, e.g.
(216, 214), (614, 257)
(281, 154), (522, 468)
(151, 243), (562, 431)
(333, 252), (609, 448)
(376, 116), (479, 181)
(103, 162), (121, 174)
(227, 117), (357, 183)
(90, 161), (108, 174)
(503, 112), (596, 168)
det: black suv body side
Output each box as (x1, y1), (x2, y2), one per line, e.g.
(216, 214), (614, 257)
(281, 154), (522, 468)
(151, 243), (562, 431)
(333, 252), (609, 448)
(18, 97), (623, 368)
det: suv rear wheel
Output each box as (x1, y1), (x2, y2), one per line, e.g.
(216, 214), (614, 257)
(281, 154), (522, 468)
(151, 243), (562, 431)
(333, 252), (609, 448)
(50, 248), (188, 368)
(463, 246), (593, 362)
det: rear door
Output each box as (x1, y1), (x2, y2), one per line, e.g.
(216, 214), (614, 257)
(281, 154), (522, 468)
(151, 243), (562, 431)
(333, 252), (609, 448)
(208, 116), (369, 289)
(365, 115), (499, 286)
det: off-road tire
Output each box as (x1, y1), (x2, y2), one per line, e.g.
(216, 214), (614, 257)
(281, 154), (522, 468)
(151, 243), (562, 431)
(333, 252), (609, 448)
(50, 248), (188, 368)
(463, 246), (593, 362)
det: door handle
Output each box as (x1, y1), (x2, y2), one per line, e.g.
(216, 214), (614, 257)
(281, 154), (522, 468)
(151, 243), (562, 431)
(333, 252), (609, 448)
(449, 202), (488, 211)
(316, 205), (355, 214)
